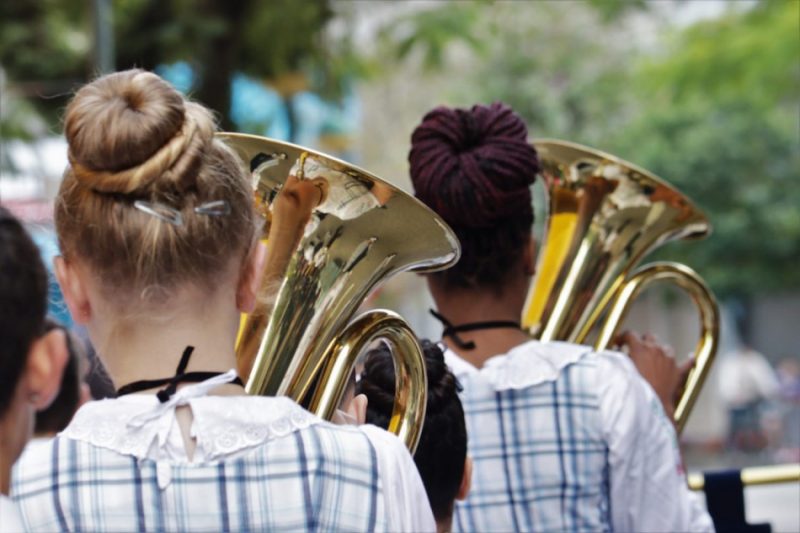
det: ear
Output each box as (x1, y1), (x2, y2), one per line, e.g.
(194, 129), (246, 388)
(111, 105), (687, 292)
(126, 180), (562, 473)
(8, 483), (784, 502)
(456, 456), (472, 500)
(523, 236), (536, 276)
(54, 256), (92, 325)
(236, 240), (268, 313)
(24, 329), (69, 410)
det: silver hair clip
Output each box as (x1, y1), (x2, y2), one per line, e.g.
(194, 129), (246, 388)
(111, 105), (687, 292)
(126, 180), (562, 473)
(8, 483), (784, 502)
(194, 200), (231, 217)
(133, 200), (183, 226)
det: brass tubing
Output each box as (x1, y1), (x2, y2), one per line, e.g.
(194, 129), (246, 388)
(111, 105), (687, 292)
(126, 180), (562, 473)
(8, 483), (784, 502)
(688, 463), (800, 491)
(308, 310), (428, 453)
(592, 262), (719, 433)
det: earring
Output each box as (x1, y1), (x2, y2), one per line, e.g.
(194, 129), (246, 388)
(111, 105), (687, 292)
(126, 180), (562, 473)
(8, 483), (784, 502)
(28, 392), (40, 404)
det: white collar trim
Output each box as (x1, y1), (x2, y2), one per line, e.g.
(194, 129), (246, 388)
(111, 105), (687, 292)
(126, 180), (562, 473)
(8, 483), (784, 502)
(445, 340), (594, 391)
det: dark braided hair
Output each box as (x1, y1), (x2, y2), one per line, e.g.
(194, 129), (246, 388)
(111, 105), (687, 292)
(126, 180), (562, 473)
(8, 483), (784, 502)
(0, 207), (48, 417)
(409, 102), (540, 290)
(356, 339), (467, 522)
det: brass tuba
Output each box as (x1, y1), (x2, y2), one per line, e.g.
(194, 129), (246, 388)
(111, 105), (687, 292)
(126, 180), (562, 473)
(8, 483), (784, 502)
(522, 140), (719, 432)
(220, 133), (460, 452)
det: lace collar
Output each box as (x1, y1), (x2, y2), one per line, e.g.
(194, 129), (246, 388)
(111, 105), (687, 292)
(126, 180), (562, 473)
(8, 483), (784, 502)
(60, 372), (320, 465)
(444, 340), (594, 391)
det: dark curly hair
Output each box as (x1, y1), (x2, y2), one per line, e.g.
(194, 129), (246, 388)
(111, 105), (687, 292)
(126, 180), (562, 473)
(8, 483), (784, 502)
(356, 339), (467, 522)
(0, 207), (48, 417)
(408, 102), (540, 291)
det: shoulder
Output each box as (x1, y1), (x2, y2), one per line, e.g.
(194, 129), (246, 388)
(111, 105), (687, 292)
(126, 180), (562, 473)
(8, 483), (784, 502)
(357, 425), (436, 531)
(357, 423), (413, 461)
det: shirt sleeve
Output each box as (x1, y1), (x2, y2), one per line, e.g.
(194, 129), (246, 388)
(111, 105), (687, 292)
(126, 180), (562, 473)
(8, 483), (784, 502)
(360, 425), (437, 533)
(597, 351), (714, 533)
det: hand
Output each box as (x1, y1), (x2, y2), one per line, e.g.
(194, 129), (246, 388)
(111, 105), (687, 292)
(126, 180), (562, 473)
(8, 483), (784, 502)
(614, 331), (693, 420)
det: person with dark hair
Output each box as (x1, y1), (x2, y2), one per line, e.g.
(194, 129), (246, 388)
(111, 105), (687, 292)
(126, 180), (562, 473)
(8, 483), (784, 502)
(11, 69), (434, 532)
(408, 102), (712, 532)
(33, 320), (92, 436)
(0, 207), (67, 530)
(357, 339), (471, 532)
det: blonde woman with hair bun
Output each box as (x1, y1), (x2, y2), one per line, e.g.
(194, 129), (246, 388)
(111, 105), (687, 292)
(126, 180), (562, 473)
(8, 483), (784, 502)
(11, 69), (434, 532)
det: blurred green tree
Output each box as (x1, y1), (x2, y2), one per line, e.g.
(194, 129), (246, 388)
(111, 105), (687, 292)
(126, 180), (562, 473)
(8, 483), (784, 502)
(605, 0), (800, 298)
(0, 0), (88, 137)
(0, 0), (353, 133)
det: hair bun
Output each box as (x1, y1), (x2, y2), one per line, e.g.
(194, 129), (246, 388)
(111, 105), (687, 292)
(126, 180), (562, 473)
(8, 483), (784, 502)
(64, 69), (214, 195)
(409, 102), (540, 228)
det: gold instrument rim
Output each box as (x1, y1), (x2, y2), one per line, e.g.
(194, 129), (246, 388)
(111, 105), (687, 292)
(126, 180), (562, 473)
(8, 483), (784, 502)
(531, 137), (712, 235)
(688, 463), (800, 491)
(218, 131), (461, 270)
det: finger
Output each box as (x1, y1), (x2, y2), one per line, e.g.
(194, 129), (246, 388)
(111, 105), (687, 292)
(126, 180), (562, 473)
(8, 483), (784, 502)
(309, 177), (328, 206)
(678, 357), (695, 379)
(643, 333), (658, 344)
(614, 330), (640, 349)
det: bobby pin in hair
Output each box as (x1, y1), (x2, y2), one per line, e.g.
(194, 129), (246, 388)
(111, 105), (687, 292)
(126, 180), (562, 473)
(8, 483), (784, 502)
(194, 200), (231, 217)
(134, 200), (231, 226)
(134, 200), (183, 226)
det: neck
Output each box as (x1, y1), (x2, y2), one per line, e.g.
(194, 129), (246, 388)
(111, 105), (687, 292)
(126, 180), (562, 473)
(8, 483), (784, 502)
(88, 284), (242, 390)
(429, 280), (531, 369)
(0, 449), (10, 496)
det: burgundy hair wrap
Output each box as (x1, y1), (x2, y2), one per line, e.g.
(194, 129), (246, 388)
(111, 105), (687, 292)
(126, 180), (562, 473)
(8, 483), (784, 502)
(408, 102), (540, 229)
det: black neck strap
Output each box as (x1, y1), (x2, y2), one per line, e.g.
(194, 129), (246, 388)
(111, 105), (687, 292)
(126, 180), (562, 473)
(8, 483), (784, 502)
(429, 309), (523, 351)
(116, 346), (243, 403)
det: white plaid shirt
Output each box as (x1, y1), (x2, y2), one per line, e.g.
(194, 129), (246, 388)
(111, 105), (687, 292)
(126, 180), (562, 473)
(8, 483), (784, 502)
(1, 495), (24, 533)
(447, 341), (713, 533)
(12, 375), (434, 532)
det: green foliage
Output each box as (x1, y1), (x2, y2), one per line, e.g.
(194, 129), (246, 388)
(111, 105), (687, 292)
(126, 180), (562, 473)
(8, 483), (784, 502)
(0, 0), (89, 130)
(604, 0), (800, 298)
(0, 0), (87, 80)
(0, 0), (350, 131)
(444, 1), (638, 142)
(378, 2), (486, 70)
(637, 0), (799, 109)
(583, 0), (649, 21)
(239, 0), (332, 79)
(607, 101), (800, 297)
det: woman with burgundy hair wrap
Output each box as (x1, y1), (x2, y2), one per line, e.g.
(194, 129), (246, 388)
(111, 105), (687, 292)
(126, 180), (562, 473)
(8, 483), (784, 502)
(409, 102), (713, 532)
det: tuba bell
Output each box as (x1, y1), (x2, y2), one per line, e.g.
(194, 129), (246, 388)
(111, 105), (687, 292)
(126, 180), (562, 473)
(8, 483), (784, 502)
(220, 133), (460, 452)
(522, 139), (720, 432)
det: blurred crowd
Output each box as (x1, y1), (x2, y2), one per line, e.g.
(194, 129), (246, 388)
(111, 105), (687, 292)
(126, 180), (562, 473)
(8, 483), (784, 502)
(719, 345), (800, 462)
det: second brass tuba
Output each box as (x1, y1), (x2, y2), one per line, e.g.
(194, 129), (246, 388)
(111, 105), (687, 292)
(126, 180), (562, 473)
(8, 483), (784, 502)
(522, 140), (719, 432)
(221, 133), (460, 452)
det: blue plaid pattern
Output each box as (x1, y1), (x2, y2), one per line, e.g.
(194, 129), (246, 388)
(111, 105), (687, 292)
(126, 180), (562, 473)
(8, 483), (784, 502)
(13, 424), (388, 532)
(453, 356), (611, 533)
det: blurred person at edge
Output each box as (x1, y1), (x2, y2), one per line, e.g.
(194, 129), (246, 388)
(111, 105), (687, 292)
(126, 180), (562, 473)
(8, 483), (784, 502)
(775, 357), (800, 461)
(33, 319), (92, 437)
(718, 344), (780, 452)
(11, 69), (434, 532)
(357, 339), (472, 533)
(0, 207), (68, 531)
(407, 102), (713, 532)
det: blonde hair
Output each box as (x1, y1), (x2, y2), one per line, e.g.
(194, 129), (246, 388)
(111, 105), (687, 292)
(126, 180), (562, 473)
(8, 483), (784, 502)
(55, 69), (258, 304)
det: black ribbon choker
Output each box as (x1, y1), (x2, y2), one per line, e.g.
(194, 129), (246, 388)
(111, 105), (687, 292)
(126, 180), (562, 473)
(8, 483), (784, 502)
(429, 309), (523, 351)
(116, 346), (243, 403)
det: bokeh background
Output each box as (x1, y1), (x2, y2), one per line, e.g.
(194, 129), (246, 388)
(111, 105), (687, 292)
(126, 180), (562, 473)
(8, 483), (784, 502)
(1, 0), (798, 528)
